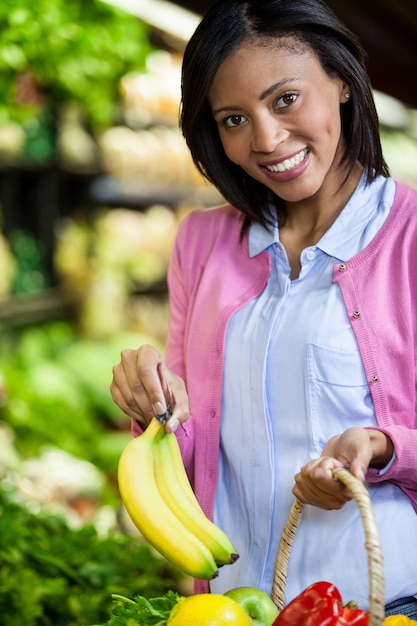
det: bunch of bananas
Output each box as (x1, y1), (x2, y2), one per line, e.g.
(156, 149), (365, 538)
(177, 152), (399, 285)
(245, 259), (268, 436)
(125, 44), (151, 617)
(118, 417), (239, 580)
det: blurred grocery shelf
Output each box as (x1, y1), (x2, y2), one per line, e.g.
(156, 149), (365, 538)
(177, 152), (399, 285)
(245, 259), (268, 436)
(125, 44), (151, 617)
(0, 289), (70, 328)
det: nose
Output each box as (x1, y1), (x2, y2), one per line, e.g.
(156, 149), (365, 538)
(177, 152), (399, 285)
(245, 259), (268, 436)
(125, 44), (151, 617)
(251, 117), (289, 153)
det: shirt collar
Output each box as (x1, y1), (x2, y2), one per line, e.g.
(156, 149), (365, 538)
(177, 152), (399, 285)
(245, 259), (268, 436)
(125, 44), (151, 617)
(248, 173), (387, 261)
(249, 220), (278, 257)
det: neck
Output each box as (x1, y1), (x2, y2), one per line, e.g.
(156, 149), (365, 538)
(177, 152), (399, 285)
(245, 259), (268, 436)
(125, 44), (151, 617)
(280, 162), (363, 242)
(278, 162), (363, 279)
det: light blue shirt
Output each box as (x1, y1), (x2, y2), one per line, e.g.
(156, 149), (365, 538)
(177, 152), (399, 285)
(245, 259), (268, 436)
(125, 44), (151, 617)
(211, 175), (417, 608)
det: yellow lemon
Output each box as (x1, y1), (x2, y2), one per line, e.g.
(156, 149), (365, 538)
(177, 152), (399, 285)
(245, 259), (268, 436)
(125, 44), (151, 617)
(167, 593), (253, 625)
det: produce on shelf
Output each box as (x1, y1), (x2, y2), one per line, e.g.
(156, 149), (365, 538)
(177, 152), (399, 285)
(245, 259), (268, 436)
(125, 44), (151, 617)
(98, 49), (209, 186)
(0, 231), (16, 298)
(15, 442), (108, 528)
(0, 479), (185, 626)
(0, 321), (160, 476)
(0, 422), (20, 475)
(57, 103), (100, 173)
(118, 417), (239, 579)
(98, 123), (207, 187)
(8, 228), (49, 294)
(0, 0), (151, 154)
(54, 204), (176, 338)
(120, 50), (183, 128)
(0, 120), (26, 164)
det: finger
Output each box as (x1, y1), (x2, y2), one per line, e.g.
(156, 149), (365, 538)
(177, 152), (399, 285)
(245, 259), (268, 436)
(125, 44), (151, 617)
(135, 346), (168, 416)
(110, 376), (146, 425)
(348, 458), (366, 482)
(293, 478), (351, 509)
(293, 458), (352, 509)
(111, 358), (151, 424)
(157, 361), (172, 406)
(164, 376), (190, 433)
(110, 346), (165, 424)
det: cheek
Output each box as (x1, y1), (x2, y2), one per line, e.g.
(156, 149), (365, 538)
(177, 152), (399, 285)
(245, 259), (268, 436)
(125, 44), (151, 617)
(312, 104), (342, 141)
(298, 92), (342, 139)
(219, 133), (246, 165)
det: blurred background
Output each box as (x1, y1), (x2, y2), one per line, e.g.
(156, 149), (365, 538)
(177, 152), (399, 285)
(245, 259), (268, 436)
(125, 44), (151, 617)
(0, 1), (416, 624)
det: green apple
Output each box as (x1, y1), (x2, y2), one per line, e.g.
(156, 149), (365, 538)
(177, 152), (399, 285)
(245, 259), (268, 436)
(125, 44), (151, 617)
(224, 587), (279, 626)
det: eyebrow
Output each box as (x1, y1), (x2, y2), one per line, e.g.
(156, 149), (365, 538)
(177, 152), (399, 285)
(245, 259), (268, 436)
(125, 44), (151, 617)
(260, 78), (298, 100)
(212, 77), (298, 115)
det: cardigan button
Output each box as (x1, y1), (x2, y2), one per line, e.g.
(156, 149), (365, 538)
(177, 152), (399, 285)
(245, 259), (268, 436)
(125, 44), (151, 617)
(353, 311), (361, 318)
(370, 376), (379, 383)
(338, 264), (346, 272)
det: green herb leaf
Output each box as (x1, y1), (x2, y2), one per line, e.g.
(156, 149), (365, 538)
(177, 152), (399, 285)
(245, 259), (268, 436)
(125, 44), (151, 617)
(99, 591), (181, 626)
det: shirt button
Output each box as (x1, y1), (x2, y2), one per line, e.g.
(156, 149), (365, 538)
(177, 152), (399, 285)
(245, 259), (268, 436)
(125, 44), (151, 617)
(305, 250), (316, 260)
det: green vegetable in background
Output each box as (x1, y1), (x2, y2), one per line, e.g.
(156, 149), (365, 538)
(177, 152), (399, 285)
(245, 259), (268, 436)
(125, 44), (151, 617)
(0, 482), (184, 626)
(0, 321), (158, 484)
(0, 0), (151, 132)
(0, 321), (109, 468)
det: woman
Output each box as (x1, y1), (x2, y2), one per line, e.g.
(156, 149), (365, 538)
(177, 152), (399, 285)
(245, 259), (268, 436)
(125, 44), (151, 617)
(111, 0), (417, 616)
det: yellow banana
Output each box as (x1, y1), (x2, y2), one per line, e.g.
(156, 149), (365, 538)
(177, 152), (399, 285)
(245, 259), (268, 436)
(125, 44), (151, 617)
(154, 428), (239, 567)
(117, 417), (218, 580)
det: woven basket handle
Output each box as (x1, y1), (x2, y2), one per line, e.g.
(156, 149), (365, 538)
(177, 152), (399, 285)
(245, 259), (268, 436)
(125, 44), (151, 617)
(271, 467), (385, 626)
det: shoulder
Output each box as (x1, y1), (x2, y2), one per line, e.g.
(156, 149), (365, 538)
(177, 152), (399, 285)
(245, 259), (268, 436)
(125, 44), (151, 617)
(365, 179), (417, 263)
(392, 180), (417, 209)
(373, 179), (417, 240)
(179, 203), (244, 236)
(175, 203), (247, 257)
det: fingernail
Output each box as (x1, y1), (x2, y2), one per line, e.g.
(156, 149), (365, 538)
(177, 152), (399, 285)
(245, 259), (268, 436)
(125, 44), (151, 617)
(167, 418), (179, 433)
(154, 401), (165, 416)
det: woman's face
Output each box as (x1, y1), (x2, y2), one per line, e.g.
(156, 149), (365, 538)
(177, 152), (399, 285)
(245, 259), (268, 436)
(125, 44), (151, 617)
(208, 40), (349, 205)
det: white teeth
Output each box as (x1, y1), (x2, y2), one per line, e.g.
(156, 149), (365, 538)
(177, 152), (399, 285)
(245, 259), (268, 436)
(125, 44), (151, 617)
(266, 149), (308, 173)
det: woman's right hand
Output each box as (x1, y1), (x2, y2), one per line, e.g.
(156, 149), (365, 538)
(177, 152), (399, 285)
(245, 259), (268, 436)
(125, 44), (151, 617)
(110, 344), (189, 432)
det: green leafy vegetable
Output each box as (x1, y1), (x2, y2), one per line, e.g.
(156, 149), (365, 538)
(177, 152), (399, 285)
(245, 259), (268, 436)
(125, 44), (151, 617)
(0, 0), (152, 131)
(0, 321), (152, 484)
(94, 591), (181, 626)
(0, 481), (184, 626)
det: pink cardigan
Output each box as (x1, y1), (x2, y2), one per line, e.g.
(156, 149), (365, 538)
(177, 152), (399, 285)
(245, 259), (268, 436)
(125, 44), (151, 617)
(135, 181), (417, 592)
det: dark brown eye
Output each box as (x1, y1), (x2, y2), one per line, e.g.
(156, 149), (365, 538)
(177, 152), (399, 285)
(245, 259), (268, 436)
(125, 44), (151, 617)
(276, 93), (298, 108)
(225, 114), (246, 127)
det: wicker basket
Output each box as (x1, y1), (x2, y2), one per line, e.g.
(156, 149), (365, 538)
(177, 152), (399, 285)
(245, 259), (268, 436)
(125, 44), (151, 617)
(271, 467), (385, 626)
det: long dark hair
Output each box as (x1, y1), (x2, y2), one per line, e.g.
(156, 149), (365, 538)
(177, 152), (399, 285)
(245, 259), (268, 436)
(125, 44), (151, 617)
(180, 0), (389, 228)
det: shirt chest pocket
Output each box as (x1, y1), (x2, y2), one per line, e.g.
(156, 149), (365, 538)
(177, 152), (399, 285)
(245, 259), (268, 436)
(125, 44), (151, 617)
(307, 343), (375, 455)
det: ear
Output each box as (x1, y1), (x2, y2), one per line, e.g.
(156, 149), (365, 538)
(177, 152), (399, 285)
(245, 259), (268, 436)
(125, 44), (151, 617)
(340, 82), (351, 104)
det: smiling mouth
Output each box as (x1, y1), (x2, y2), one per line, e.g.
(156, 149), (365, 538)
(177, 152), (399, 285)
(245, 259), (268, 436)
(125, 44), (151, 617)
(264, 148), (309, 173)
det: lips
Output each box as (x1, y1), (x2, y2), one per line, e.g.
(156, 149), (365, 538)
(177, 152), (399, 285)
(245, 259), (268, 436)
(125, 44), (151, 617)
(263, 148), (309, 173)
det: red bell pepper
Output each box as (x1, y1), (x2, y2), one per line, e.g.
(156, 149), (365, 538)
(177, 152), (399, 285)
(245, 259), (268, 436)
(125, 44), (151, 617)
(272, 581), (369, 626)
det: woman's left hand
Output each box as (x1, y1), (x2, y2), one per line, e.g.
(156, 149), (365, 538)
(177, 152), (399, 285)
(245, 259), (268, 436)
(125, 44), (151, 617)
(292, 427), (393, 509)
(292, 455), (353, 510)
